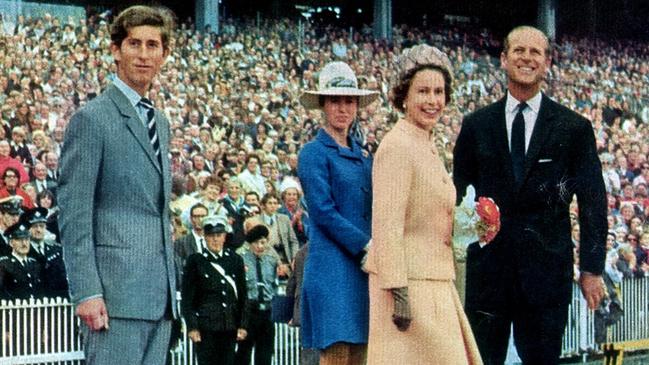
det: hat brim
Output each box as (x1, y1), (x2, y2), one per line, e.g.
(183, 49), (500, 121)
(204, 226), (226, 235)
(9, 234), (30, 240)
(300, 88), (379, 110)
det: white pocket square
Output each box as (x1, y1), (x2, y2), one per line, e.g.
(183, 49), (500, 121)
(538, 158), (553, 163)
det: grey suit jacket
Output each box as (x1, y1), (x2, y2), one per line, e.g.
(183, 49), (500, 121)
(173, 232), (202, 286)
(174, 232), (201, 266)
(58, 84), (177, 320)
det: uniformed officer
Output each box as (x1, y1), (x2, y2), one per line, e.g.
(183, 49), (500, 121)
(181, 217), (247, 365)
(0, 196), (23, 257)
(236, 224), (278, 365)
(0, 222), (44, 300)
(25, 207), (69, 299)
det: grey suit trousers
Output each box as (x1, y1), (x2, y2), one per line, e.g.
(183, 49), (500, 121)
(82, 318), (172, 365)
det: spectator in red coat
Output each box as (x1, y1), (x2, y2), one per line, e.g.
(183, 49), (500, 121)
(0, 140), (29, 185)
(0, 167), (34, 209)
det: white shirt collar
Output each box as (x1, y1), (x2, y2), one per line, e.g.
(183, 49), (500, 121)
(113, 75), (144, 108)
(207, 248), (223, 259)
(506, 91), (542, 115)
(12, 252), (27, 264)
(192, 230), (204, 251)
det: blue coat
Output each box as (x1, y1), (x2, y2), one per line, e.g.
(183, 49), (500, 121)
(297, 129), (372, 349)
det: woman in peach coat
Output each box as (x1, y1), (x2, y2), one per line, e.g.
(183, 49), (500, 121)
(365, 45), (482, 364)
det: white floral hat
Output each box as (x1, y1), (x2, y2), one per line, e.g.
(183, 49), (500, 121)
(395, 44), (454, 84)
(300, 61), (379, 110)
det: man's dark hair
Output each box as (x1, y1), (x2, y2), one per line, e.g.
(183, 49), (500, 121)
(245, 153), (260, 165)
(245, 191), (260, 200)
(260, 192), (280, 206)
(2, 167), (19, 180)
(190, 203), (208, 217)
(110, 5), (174, 50)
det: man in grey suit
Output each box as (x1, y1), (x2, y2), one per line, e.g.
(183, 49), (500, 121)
(58, 6), (177, 365)
(174, 203), (208, 283)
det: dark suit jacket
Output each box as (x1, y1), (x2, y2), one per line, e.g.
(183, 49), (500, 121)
(219, 196), (246, 250)
(31, 179), (58, 196)
(174, 232), (202, 267)
(28, 240), (69, 298)
(0, 255), (44, 300)
(174, 231), (202, 286)
(58, 84), (177, 320)
(453, 94), (607, 311)
(181, 249), (246, 332)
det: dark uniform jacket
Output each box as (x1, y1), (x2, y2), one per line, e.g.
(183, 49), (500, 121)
(28, 240), (69, 299)
(0, 236), (10, 257)
(181, 248), (247, 333)
(0, 255), (45, 300)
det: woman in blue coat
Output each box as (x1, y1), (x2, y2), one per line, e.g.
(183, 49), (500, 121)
(297, 61), (378, 365)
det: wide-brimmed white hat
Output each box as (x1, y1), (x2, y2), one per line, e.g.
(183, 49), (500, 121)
(300, 61), (379, 110)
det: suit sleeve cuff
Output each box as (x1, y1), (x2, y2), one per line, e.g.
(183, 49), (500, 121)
(76, 294), (103, 305)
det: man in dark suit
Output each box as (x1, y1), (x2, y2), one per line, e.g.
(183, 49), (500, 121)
(58, 6), (177, 365)
(174, 203), (208, 266)
(453, 26), (607, 365)
(30, 162), (57, 196)
(44, 151), (60, 183)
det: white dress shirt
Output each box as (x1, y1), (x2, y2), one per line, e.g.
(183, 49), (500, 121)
(505, 91), (542, 153)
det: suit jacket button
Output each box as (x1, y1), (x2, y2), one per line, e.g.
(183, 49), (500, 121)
(222, 303), (227, 307)
(222, 291), (226, 295)
(221, 280), (225, 284)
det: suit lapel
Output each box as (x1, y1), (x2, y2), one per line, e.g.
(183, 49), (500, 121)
(521, 95), (555, 185)
(106, 85), (162, 174)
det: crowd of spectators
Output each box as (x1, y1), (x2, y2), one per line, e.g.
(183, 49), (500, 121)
(0, 8), (647, 315)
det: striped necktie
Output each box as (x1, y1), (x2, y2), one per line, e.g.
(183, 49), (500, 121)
(138, 98), (161, 161)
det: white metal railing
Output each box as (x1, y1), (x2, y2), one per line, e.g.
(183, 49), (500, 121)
(2, 278), (648, 364)
(0, 297), (84, 365)
(561, 278), (649, 356)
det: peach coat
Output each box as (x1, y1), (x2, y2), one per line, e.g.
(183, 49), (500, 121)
(365, 119), (482, 365)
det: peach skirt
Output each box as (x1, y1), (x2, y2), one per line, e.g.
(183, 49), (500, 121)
(367, 276), (483, 365)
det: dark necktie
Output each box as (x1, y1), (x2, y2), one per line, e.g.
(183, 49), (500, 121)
(138, 98), (161, 162)
(256, 257), (265, 303)
(511, 102), (528, 185)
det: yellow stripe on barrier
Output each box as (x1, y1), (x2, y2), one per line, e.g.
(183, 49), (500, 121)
(602, 339), (649, 365)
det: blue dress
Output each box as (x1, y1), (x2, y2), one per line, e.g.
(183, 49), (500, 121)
(297, 129), (372, 350)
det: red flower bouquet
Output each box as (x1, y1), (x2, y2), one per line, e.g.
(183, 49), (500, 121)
(453, 186), (502, 259)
